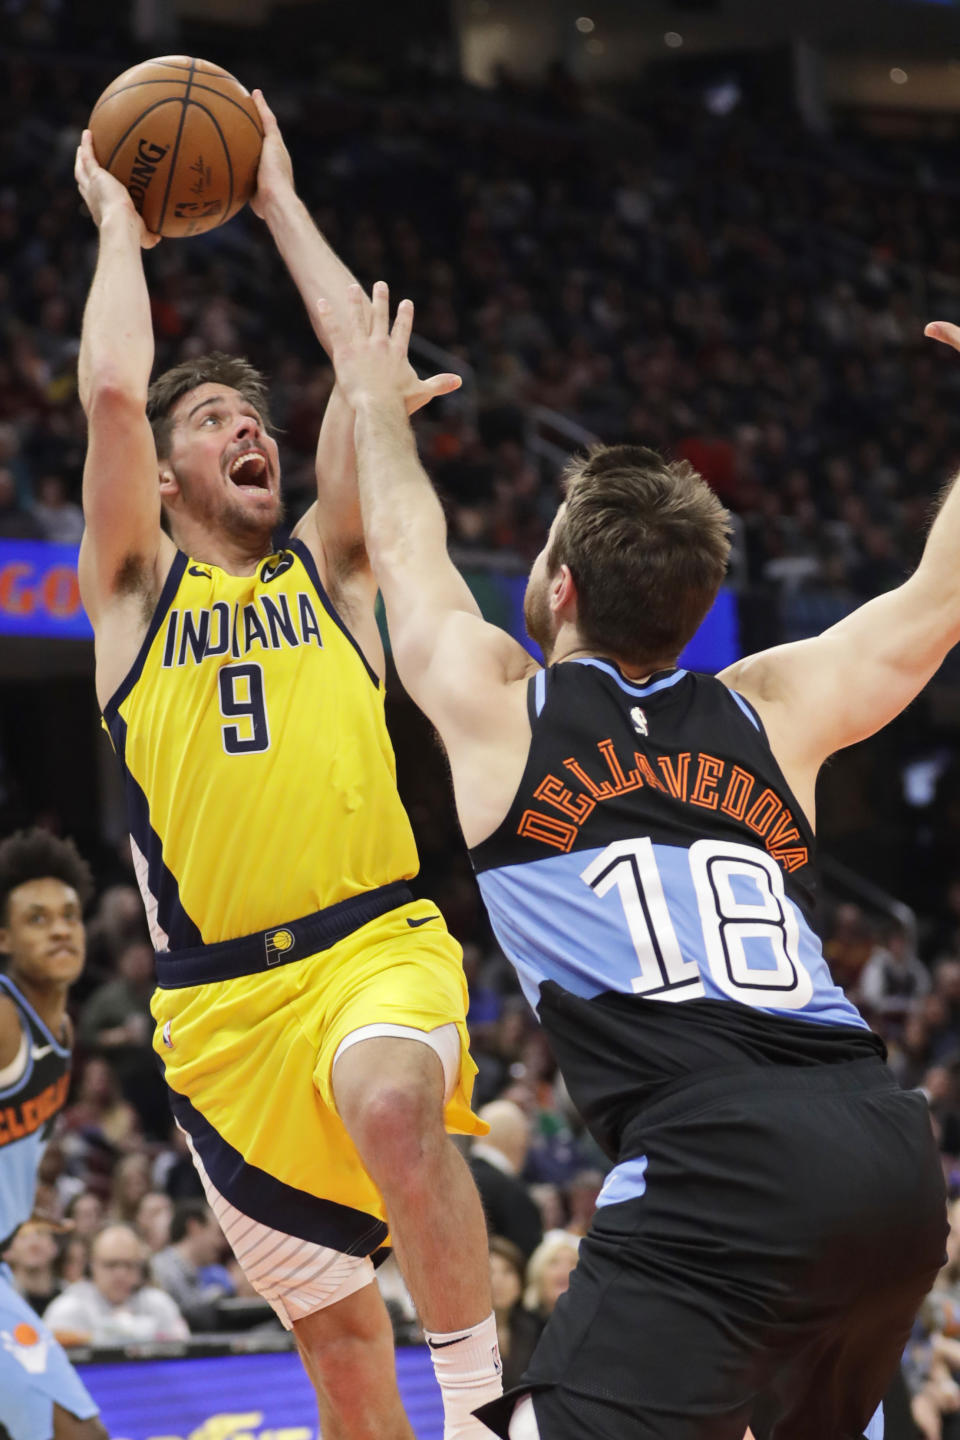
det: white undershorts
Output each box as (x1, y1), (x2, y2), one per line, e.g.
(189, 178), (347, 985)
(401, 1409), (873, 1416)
(333, 1020), (461, 1104)
(184, 1022), (462, 1328)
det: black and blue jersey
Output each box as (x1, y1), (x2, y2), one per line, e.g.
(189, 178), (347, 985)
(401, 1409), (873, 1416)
(0, 974), (71, 1247)
(471, 659), (883, 1158)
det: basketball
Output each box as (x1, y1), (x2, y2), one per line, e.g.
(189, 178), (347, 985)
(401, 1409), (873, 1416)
(88, 56), (263, 239)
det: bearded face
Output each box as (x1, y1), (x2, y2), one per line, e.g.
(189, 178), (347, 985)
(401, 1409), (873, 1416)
(162, 383), (284, 549)
(524, 528), (561, 661)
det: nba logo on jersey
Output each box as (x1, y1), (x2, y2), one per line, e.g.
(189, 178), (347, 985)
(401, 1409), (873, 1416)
(630, 706), (648, 736)
(265, 927), (295, 965)
(161, 1020), (174, 1049)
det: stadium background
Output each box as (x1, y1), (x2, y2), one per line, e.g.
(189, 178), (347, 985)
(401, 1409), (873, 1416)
(3, 0), (960, 1435)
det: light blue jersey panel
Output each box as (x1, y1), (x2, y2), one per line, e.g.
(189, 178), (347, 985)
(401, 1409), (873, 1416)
(477, 839), (867, 1031)
(0, 1129), (46, 1245)
(0, 1266), (99, 1439)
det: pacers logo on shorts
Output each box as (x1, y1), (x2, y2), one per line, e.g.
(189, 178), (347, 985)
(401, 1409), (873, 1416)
(265, 927), (296, 966)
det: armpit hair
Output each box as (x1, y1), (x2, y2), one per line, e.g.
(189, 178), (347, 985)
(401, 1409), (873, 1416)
(113, 554), (160, 626)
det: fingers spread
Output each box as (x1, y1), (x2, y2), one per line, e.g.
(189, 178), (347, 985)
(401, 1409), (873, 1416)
(925, 321), (960, 350)
(424, 371), (462, 397)
(371, 279), (390, 338)
(391, 297), (414, 354)
(317, 296), (340, 341)
(346, 282), (369, 338)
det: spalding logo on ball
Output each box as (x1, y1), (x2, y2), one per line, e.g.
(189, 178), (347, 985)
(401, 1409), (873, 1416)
(89, 56), (263, 238)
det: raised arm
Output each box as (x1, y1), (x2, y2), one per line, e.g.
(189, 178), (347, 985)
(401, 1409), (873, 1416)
(75, 131), (171, 626)
(250, 94), (460, 578)
(319, 284), (536, 841)
(724, 321), (960, 798)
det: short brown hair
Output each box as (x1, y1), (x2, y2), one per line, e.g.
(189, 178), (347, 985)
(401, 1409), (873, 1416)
(549, 444), (731, 668)
(146, 352), (272, 458)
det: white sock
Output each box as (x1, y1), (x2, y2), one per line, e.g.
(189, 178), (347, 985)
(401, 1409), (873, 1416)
(424, 1311), (504, 1439)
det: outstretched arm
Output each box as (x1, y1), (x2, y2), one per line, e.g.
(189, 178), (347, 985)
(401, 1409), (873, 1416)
(724, 320), (960, 779)
(318, 283), (535, 741)
(75, 131), (170, 625)
(250, 94), (460, 579)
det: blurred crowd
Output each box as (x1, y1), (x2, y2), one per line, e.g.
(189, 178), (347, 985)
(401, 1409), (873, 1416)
(4, 45), (960, 601)
(6, 24), (960, 1435)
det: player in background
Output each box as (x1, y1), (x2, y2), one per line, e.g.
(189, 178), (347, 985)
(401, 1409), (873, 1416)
(318, 282), (951, 1440)
(74, 96), (501, 1440)
(0, 829), (106, 1440)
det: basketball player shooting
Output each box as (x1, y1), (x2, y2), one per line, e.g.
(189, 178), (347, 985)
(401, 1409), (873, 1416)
(319, 280), (951, 1440)
(74, 96), (503, 1440)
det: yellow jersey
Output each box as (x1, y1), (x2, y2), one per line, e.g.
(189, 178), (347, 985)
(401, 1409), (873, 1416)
(103, 540), (419, 948)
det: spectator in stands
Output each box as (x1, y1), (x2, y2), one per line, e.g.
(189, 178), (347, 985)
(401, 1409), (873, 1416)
(4, 1222), (61, 1315)
(78, 939), (169, 1137)
(35, 1136), (83, 1215)
(78, 938), (153, 1052)
(906, 1201), (960, 1439)
(921, 1067), (960, 1163)
(470, 1100), (543, 1259)
(0, 465), (41, 538)
(151, 1201), (233, 1333)
(82, 884), (148, 985)
(528, 1182), (568, 1234)
(888, 1012), (936, 1091)
(43, 1223), (189, 1345)
(823, 903), (874, 995)
(153, 1123), (205, 1202)
(64, 1190), (104, 1240)
(522, 1232), (580, 1324)
(135, 1191), (173, 1255)
(857, 920), (930, 1036)
(57, 1235), (90, 1289)
(62, 1055), (141, 1163)
(30, 472), (83, 543)
(489, 1236), (543, 1392)
(108, 1152), (152, 1224)
(564, 1169), (604, 1238)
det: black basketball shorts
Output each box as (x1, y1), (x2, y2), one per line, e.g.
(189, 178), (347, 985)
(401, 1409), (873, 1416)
(477, 1059), (947, 1440)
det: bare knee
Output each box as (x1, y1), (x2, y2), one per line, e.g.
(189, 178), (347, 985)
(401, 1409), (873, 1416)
(346, 1081), (445, 1188)
(335, 1040), (447, 1193)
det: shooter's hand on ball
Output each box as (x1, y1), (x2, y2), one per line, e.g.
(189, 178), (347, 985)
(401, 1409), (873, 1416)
(250, 89), (295, 219)
(319, 282), (462, 415)
(74, 130), (160, 248)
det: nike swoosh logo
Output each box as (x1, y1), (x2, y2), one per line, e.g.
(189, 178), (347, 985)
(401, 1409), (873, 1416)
(426, 1334), (471, 1349)
(188, 565), (212, 578)
(407, 915), (440, 928)
(31, 1045), (54, 1061)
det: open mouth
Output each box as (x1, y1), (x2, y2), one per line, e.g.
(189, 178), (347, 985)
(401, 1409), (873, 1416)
(227, 450), (269, 491)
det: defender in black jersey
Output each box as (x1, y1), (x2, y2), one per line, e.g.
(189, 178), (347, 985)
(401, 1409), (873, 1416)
(322, 284), (955, 1440)
(0, 831), (105, 1440)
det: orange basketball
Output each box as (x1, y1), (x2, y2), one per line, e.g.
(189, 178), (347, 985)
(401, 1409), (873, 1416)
(88, 56), (263, 239)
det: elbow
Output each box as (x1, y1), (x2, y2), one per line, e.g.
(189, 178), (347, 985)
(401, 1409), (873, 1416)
(82, 378), (148, 421)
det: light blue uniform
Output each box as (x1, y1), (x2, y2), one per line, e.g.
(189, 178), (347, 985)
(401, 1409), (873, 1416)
(0, 975), (99, 1439)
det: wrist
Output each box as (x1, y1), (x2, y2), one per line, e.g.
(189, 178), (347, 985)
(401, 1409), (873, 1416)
(353, 389), (409, 420)
(98, 202), (140, 235)
(257, 183), (305, 230)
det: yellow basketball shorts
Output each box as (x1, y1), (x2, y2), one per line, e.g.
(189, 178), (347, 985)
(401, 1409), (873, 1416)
(151, 890), (484, 1326)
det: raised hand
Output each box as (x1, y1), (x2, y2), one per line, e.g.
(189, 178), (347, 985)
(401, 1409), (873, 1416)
(319, 281), (461, 414)
(250, 89), (296, 218)
(74, 130), (160, 248)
